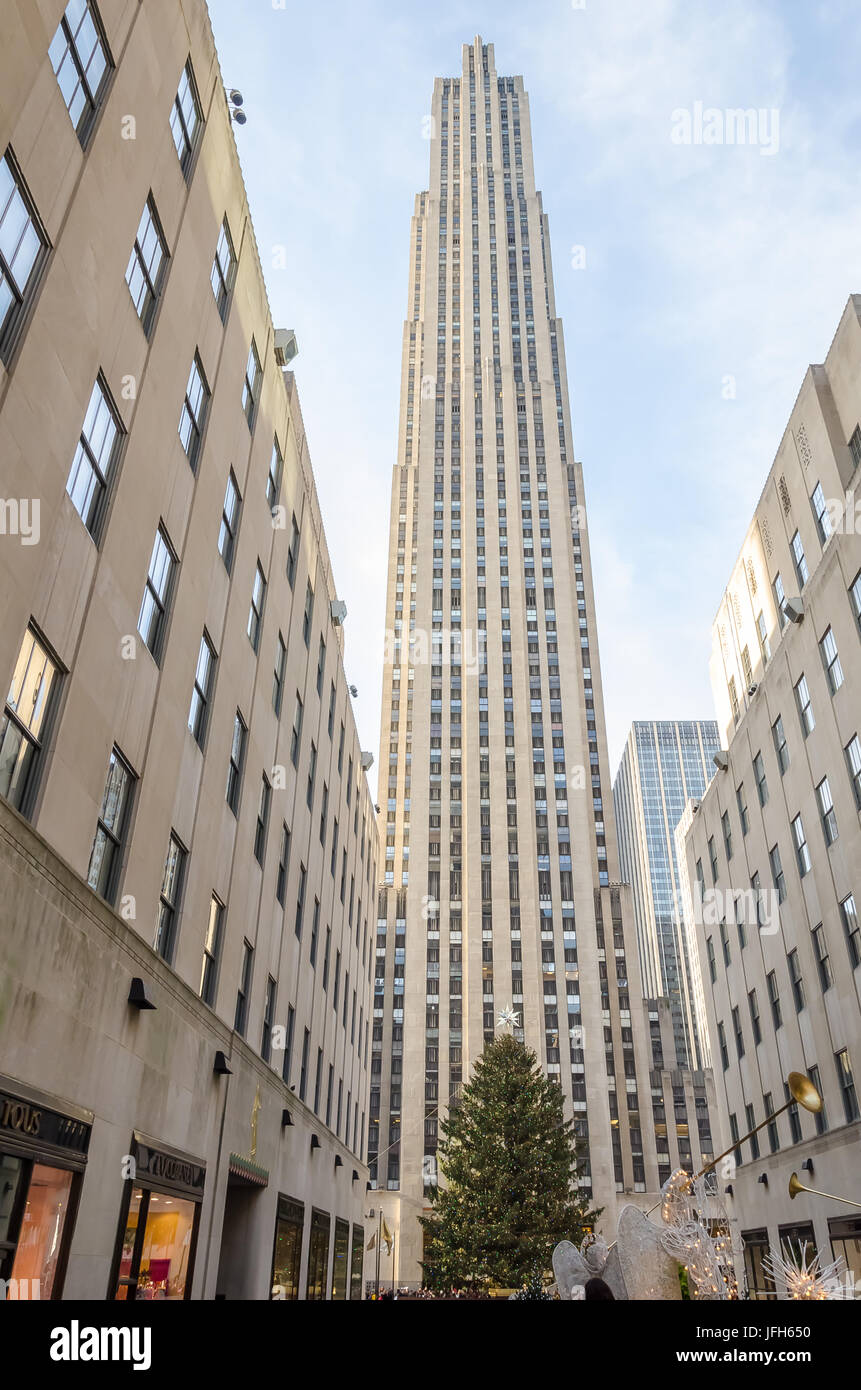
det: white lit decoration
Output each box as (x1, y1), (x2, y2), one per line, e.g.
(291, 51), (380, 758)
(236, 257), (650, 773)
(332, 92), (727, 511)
(762, 1244), (846, 1300)
(659, 1168), (741, 1300)
(496, 1006), (521, 1030)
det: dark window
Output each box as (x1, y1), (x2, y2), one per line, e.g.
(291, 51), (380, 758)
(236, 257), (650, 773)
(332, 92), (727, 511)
(188, 631), (216, 747)
(155, 833), (186, 964)
(218, 471), (241, 571)
(170, 60), (202, 177)
(125, 195), (167, 336)
(87, 747), (135, 904)
(210, 217), (236, 320)
(261, 976), (277, 1062)
(226, 711), (247, 813)
(242, 340), (261, 429)
(178, 352), (209, 470)
(200, 896), (223, 1006)
(235, 939), (253, 1035)
(138, 525), (176, 662)
(49, 0), (112, 144)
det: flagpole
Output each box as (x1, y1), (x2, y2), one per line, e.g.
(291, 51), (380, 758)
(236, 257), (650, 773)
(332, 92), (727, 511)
(392, 1229), (397, 1296)
(375, 1207), (382, 1299)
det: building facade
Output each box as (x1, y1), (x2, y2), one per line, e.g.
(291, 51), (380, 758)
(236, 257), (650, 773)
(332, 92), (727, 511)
(681, 296), (861, 1296)
(0, 0), (375, 1299)
(370, 37), (666, 1286)
(614, 719), (721, 1070)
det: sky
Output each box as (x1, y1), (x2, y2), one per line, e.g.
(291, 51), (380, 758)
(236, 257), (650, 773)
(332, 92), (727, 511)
(207, 0), (861, 790)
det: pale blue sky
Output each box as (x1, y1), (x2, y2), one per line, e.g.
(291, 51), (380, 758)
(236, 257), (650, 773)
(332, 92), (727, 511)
(208, 0), (861, 787)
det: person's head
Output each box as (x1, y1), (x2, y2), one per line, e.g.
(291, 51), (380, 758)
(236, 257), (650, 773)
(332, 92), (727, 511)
(583, 1277), (615, 1301)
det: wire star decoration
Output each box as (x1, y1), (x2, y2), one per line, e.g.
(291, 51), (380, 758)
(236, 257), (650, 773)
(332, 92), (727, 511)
(497, 1006), (521, 1030)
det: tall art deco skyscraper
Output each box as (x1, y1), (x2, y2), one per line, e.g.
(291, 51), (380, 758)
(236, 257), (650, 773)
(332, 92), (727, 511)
(371, 38), (664, 1284)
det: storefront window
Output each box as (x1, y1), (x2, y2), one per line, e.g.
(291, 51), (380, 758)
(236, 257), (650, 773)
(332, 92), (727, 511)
(829, 1218), (861, 1290)
(350, 1224), (364, 1301)
(9, 1164), (73, 1298)
(306, 1209), (330, 1300)
(115, 1186), (196, 1300)
(741, 1229), (777, 1300)
(271, 1196), (304, 1300)
(332, 1218), (349, 1300)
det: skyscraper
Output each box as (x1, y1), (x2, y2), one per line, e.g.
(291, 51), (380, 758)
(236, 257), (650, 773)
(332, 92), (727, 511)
(614, 719), (721, 1070)
(371, 37), (665, 1286)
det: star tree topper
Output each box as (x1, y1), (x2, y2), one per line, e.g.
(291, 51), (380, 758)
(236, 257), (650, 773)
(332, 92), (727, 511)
(497, 1006), (521, 1031)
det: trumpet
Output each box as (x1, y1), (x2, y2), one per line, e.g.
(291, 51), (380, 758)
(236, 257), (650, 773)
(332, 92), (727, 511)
(788, 1172), (861, 1209)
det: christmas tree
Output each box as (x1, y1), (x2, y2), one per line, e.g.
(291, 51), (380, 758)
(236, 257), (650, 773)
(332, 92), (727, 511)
(420, 1033), (600, 1290)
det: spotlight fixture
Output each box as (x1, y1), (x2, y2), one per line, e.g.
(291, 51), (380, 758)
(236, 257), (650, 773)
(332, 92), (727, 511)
(757, 1173), (769, 1187)
(281, 1108), (293, 1128)
(226, 87), (246, 126)
(128, 977), (157, 1010)
(310, 1134), (321, 1151)
(213, 1050), (232, 1075)
(335, 1155), (343, 1168)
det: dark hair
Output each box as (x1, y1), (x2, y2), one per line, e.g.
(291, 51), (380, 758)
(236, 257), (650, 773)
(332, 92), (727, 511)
(583, 1277), (615, 1301)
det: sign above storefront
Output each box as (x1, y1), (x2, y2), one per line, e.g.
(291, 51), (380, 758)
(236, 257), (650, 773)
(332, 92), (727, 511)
(131, 1132), (206, 1200)
(0, 1076), (93, 1164)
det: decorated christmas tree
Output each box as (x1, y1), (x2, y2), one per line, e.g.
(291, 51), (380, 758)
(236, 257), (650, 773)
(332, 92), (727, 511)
(420, 1033), (600, 1290)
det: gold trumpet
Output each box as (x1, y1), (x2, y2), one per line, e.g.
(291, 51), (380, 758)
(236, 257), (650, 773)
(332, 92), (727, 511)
(690, 1071), (822, 1184)
(788, 1172), (861, 1209)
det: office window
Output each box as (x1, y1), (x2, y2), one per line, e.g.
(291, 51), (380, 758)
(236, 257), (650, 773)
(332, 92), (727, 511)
(138, 526), (176, 661)
(170, 60), (202, 177)
(264, 440), (283, 512)
(326, 1065), (334, 1125)
(794, 674), (814, 736)
(328, 681), (336, 738)
(841, 894), (860, 969)
(785, 1081), (803, 1144)
(764, 1093), (779, 1153)
(273, 634), (286, 716)
(242, 340), (261, 429)
(708, 836), (718, 884)
(307, 741), (317, 809)
(808, 1064), (827, 1135)
(736, 783), (749, 836)
(748, 989), (761, 1046)
(178, 352), (209, 470)
(771, 715), (789, 775)
(155, 833), (186, 964)
(769, 844), (786, 903)
(721, 811), (733, 861)
(791, 530), (808, 587)
(218, 471), (241, 572)
(261, 977), (277, 1063)
(773, 571), (788, 628)
(290, 694), (303, 767)
(313, 1048), (323, 1115)
(718, 1021), (728, 1071)
(316, 637), (326, 696)
(282, 1005), (295, 1085)
(66, 374), (123, 536)
(810, 481), (833, 545)
(791, 814), (811, 878)
(319, 783), (328, 846)
(756, 610), (771, 664)
(812, 924), (832, 993)
(49, 0), (111, 143)
(248, 561), (267, 650)
(819, 627), (844, 695)
(0, 152), (49, 363)
(294, 863), (306, 940)
(235, 940), (253, 1035)
(303, 581), (314, 647)
(310, 898), (320, 968)
(0, 626), (61, 814)
(125, 196), (167, 335)
(816, 776), (838, 846)
(186, 631), (216, 749)
(706, 936), (716, 983)
(835, 1049), (859, 1123)
(851, 426), (861, 470)
(200, 896), (224, 1007)
(746, 1103), (760, 1160)
(226, 711), (247, 813)
(323, 927), (331, 990)
(338, 722), (345, 774)
(276, 823), (291, 906)
(87, 747), (135, 903)
(767, 970), (782, 1029)
(753, 751), (768, 806)
(845, 735), (861, 810)
(210, 217), (236, 320)
(732, 1005), (744, 1058)
(299, 1028), (310, 1102)
(254, 775), (271, 865)
(286, 514), (299, 588)
(788, 949), (805, 1013)
(851, 569), (861, 634)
